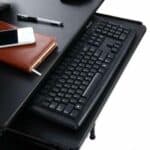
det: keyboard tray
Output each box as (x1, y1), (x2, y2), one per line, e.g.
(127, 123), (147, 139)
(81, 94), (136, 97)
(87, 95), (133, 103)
(3, 13), (146, 150)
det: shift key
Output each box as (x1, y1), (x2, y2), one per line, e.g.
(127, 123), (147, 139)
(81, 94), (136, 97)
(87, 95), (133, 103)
(83, 73), (102, 98)
(64, 104), (74, 114)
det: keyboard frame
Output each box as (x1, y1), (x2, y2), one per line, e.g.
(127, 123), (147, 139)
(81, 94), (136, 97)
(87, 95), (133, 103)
(30, 14), (136, 130)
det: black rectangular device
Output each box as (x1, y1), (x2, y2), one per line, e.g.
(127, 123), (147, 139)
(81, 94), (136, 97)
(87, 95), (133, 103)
(30, 14), (136, 130)
(0, 27), (35, 48)
(0, 29), (17, 45)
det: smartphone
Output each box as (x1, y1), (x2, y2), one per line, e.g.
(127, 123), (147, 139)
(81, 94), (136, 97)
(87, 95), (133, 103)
(0, 27), (36, 48)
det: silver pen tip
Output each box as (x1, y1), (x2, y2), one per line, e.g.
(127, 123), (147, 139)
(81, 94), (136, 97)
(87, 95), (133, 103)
(32, 69), (42, 76)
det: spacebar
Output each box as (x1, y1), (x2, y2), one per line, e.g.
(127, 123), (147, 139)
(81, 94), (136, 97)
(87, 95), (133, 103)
(83, 73), (102, 98)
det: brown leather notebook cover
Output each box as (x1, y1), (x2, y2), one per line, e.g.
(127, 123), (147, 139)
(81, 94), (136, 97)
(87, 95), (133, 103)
(0, 21), (57, 74)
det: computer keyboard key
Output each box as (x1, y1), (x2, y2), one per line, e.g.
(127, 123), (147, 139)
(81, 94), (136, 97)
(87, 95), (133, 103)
(117, 27), (123, 32)
(62, 98), (69, 103)
(41, 101), (50, 107)
(70, 98), (77, 104)
(58, 92), (65, 97)
(107, 53), (115, 59)
(94, 48), (102, 57)
(53, 87), (60, 93)
(56, 83), (63, 88)
(65, 94), (72, 99)
(76, 89), (83, 95)
(101, 63), (109, 69)
(64, 104), (74, 114)
(70, 110), (79, 118)
(75, 104), (82, 110)
(99, 50), (108, 61)
(49, 92), (57, 97)
(63, 84), (69, 89)
(85, 76), (92, 81)
(74, 80), (81, 85)
(93, 64), (99, 70)
(56, 104), (65, 112)
(119, 33), (127, 40)
(71, 85), (78, 90)
(49, 102), (57, 109)
(89, 46), (97, 53)
(91, 68), (97, 74)
(54, 97), (61, 102)
(116, 31), (121, 35)
(124, 29), (129, 34)
(104, 58), (112, 63)
(114, 43), (120, 49)
(108, 32), (113, 37)
(98, 68), (105, 74)
(82, 81), (89, 86)
(88, 72), (94, 77)
(68, 89), (75, 94)
(88, 60), (95, 65)
(67, 79), (74, 84)
(79, 97), (86, 104)
(73, 94), (80, 99)
(111, 47), (118, 53)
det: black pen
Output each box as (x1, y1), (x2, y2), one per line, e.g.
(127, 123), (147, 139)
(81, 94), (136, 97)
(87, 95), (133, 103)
(17, 13), (64, 27)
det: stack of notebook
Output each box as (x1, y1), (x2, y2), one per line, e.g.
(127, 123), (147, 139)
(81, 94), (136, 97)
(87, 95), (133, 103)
(0, 21), (57, 75)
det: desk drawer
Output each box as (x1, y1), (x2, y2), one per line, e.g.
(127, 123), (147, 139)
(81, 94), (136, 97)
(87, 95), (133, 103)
(4, 128), (58, 150)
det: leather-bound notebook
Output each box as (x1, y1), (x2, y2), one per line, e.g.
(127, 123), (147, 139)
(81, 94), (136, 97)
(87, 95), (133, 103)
(0, 21), (57, 75)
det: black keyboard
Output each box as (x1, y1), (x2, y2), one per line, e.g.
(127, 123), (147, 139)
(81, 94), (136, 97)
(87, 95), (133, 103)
(31, 15), (136, 130)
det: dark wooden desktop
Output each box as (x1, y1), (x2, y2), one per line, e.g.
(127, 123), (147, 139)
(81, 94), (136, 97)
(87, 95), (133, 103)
(0, 0), (146, 150)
